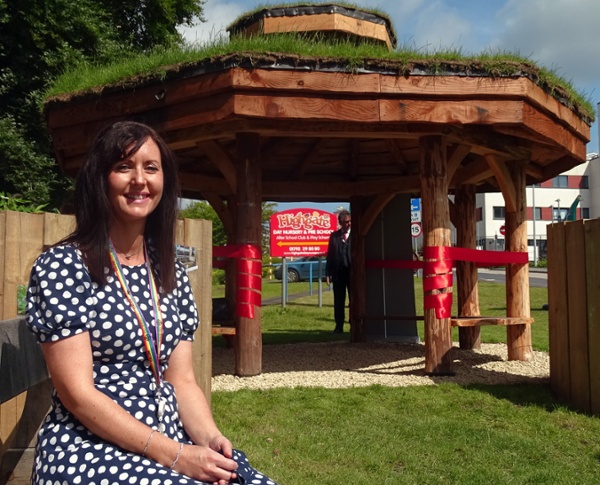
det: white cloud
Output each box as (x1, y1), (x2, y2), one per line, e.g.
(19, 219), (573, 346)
(178, 1), (248, 45)
(494, 0), (600, 91)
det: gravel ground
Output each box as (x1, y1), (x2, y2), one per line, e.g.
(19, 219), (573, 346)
(212, 341), (549, 392)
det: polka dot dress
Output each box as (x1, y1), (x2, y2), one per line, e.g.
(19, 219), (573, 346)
(26, 244), (277, 485)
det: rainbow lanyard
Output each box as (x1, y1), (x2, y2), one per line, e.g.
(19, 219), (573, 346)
(108, 241), (163, 387)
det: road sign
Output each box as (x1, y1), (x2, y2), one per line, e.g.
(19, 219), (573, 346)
(499, 225), (506, 236)
(410, 198), (421, 222)
(411, 222), (422, 238)
(270, 209), (336, 258)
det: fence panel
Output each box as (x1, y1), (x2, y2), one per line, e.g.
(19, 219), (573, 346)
(547, 221), (571, 400)
(548, 218), (600, 415)
(584, 221), (600, 415)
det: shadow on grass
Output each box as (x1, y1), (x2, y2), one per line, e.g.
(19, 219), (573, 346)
(461, 383), (562, 413)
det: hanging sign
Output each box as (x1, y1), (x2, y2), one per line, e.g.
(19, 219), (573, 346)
(270, 209), (336, 258)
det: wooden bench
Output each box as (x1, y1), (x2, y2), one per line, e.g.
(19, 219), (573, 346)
(0, 317), (53, 484)
(360, 315), (534, 327)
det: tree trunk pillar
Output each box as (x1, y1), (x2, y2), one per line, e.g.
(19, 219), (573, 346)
(350, 196), (366, 342)
(506, 161), (533, 361)
(419, 136), (454, 375)
(455, 184), (481, 349)
(234, 133), (263, 376)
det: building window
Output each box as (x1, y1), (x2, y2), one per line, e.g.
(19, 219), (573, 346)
(582, 207), (590, 219)
(531, 207), (542, 220)
(552, 175), (568, 188)
(493, 206), (505, 219)
(476, 207), (483, 221)
(580, 176), (589, 189)
(553, 207), (568, 222)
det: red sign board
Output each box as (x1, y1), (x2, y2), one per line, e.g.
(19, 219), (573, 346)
(499, 225), (506, 236)
(270, 209), (336, 258)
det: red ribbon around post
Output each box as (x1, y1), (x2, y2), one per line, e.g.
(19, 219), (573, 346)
(366, 246), (528, 319)
(213, 244), (262, 319)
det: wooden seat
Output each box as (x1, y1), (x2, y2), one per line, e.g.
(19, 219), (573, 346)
(451, 316), (534, 327)
(359, 315), (534, 327)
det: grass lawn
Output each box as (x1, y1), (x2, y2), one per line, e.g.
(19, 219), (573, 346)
(210, 275), (600, 485)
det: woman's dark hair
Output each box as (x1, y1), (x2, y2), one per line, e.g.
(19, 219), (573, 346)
(64, 120), (180, 293)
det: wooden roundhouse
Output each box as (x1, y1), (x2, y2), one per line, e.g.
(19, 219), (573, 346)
(43, 5), (591, 377)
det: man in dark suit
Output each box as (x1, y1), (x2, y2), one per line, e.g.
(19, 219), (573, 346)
(326, 210), (351, 333)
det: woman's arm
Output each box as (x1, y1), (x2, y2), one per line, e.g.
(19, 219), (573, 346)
(43, 332), (237, 483)
(163, 340), (238, 481)
(163, 340), (225, 448)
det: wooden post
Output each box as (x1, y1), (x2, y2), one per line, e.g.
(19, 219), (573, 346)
(455, 184), (481, 349)
(419, 136), (453, 375)
(234, 133), (263, 376)
(181, 218), (213, 402)
(349, 196), (366, 342)
(505, 161), (533, 361)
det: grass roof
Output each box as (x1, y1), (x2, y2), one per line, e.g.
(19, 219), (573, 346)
(44, 27), (595, 124)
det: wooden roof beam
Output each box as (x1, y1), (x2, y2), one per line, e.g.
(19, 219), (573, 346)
(292, 139), (326, 178)
(264, 175), (420, 198)
(447, 144), (471, 181)
(180, 172), (232, 195)
(484, 154), (517, 213)
(360, 193), (396, 236)
(349, 139), (360, 180)
(202, 192), (234, 239)
(451, 158), (493, 186)
(196, 140), (237, 193)
(385, 139), (409, 173)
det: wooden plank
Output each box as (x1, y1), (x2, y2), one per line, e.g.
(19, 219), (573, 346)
(0, 395), (18, 459)
(42, 213), (75, 247)
(379, 75), (589, 137)
(211, 326), (236, 336)
(451, 317), (534, 327)
(547, 222), (571, 401)
(0, 318), (49, 403)
(522, 104), (587, 160)
(0, 211), (6, 318)
(180, 218), (213, 401)
(584, 219), (600, 415)
(233, 94), (382, 123)
(381, 99), (527, 125)
(565, 220), (590, 412)
(0, 447), (35, 484)
(262, 13), (393, 49)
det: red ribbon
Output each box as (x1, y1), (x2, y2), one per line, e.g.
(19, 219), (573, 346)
(213, 244), (262, 319)
(366, 246), (528, 319)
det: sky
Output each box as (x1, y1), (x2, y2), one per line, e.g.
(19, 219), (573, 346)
(179, 0), (600, 213)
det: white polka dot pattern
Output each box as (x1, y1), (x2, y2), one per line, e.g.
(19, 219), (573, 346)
(26, 245), (276, 484)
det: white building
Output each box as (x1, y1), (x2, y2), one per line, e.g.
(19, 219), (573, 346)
(472, 106), (600, 261)
(475, 155), (598, 261)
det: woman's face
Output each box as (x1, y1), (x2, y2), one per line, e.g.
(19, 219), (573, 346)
(107, 137), (164, 226)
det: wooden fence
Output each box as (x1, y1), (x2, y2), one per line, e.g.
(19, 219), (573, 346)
(0, 210), (212, 469)
(547, 218), (600, 415)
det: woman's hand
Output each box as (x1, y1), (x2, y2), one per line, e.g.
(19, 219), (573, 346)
(209, 434), (234, 458)
(173, 443), (238, 485)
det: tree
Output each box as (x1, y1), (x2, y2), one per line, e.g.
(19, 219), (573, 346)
(0, 0), (205, 209)
(180, 200), (228, 247)
(180, 200), (278, 253)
